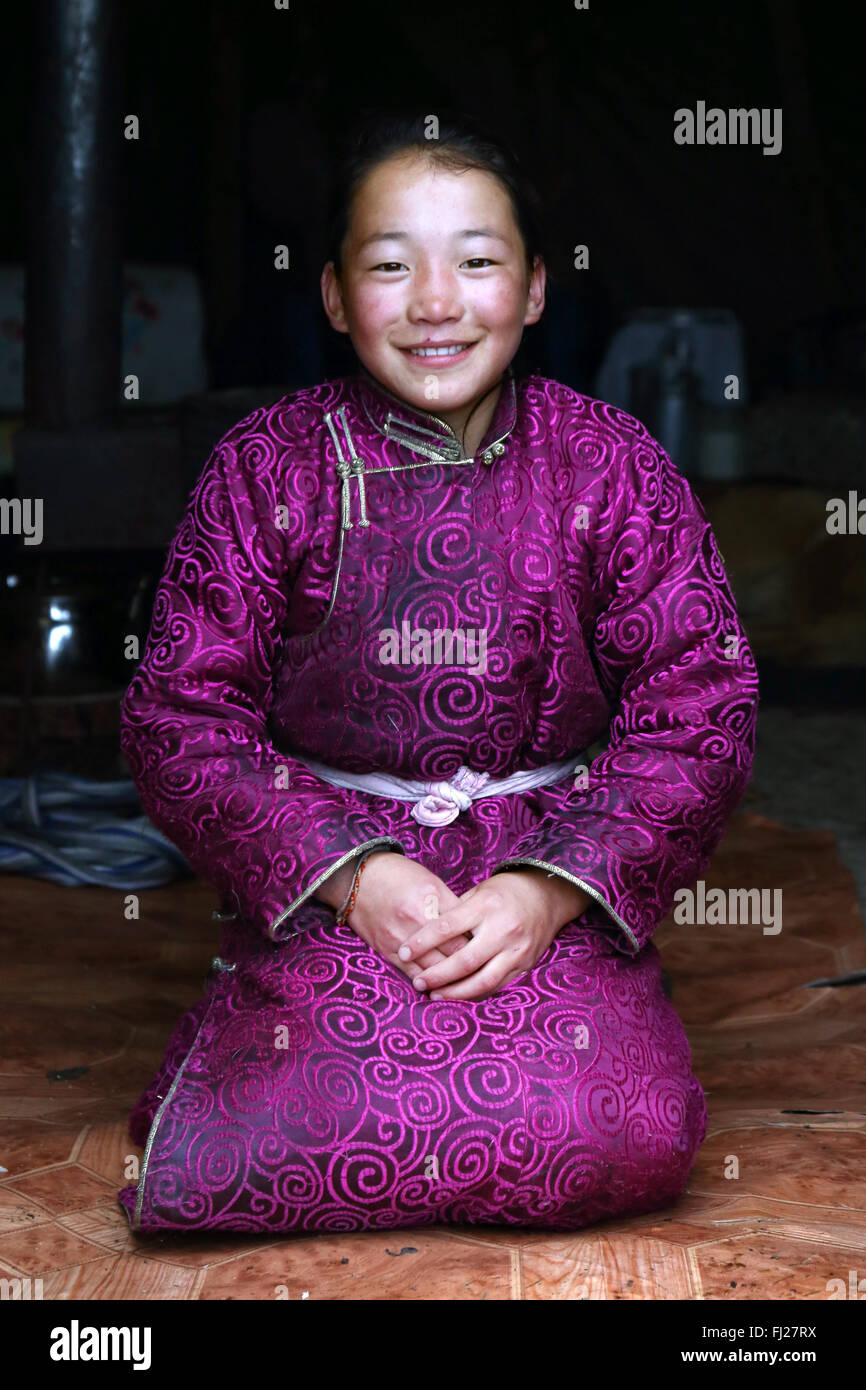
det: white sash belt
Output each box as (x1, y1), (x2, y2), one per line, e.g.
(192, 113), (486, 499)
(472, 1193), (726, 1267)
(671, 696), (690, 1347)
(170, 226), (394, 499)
(299, 753), (585, 827)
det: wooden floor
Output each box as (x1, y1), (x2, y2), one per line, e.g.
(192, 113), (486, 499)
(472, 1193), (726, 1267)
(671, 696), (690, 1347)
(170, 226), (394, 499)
(1, 812), (865, 1301)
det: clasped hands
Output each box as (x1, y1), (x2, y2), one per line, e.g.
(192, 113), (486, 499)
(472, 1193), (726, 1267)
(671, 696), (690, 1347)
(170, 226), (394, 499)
(316, 851), (590, 1002)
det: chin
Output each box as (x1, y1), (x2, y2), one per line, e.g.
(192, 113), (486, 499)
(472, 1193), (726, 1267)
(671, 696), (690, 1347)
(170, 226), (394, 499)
(396, 358), (492, 394)
(405, 381), (477, 415)
(360, 344), (507, 412)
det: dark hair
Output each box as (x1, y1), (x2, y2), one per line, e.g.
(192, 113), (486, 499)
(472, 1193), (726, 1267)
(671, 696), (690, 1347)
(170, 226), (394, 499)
(326, 108), (545, 277)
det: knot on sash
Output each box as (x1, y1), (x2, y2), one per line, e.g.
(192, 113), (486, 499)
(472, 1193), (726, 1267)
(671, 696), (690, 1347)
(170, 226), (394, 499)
(410, 765), (491, 827)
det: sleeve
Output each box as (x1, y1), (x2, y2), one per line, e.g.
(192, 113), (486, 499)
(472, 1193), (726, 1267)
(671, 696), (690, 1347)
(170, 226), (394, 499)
(119, 420), (406, 943)
(492, 429), (759, 956)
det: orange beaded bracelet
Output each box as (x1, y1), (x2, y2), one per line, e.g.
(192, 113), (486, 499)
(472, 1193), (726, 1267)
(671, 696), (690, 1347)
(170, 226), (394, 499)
(335, 855), (370, 925)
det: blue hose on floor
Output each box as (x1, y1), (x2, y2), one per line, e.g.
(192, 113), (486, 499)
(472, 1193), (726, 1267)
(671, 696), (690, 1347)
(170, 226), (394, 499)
(0, 771), (191, 889)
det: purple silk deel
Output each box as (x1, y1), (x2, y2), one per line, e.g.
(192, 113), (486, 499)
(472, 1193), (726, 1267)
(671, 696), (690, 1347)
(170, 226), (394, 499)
(117, 368), (758, 1234)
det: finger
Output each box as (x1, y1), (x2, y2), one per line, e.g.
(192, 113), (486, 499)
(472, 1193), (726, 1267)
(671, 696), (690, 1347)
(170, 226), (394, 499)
(393, 940), (468, 979)
(398, 906), (478, 963)
(417, 946), (450, 971)
(437, 932), (472, 958)
(395, 957), (425, 981)
(411, 936), (495, 992)
(394, 946), (446, 980)
(428, 954), (516, 1001)
(416, 936), (475, 980)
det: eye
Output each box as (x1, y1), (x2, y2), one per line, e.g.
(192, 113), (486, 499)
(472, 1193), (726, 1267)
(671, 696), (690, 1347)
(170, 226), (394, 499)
(371, 262), (407, 272)
(461, 258), (495, 268)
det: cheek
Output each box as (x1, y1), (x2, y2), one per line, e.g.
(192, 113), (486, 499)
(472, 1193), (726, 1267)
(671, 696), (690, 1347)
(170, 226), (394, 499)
(348, 285), (401, 337)
(473, 278), (527, 328)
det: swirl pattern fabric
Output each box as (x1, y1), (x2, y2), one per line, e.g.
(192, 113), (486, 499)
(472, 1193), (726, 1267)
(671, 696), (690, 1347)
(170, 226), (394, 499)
(120, 912), (706, 1232)
(118, 370), (757, 1233)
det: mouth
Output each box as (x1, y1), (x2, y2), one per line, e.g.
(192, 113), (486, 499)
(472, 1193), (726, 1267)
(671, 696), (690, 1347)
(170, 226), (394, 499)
(398, 341), (478, 367)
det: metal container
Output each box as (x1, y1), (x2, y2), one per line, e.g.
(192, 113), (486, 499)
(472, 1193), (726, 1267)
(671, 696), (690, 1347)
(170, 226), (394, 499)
(0, 557), (157, 698)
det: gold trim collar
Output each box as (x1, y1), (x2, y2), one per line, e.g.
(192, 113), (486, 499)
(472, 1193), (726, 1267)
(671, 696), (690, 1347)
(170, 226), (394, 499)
(355, 365), (518, 465)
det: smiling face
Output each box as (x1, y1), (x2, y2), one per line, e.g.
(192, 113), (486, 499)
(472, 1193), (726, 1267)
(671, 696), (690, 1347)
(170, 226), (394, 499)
(321, 153), (545, 441)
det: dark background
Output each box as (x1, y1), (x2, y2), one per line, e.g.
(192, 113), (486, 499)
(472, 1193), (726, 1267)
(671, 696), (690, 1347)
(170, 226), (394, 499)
(2, 0), (861, 392)
(1, 0), (864, 779)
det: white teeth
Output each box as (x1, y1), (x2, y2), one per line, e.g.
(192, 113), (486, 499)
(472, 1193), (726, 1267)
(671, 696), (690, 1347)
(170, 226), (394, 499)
(408, 345), (470, 357)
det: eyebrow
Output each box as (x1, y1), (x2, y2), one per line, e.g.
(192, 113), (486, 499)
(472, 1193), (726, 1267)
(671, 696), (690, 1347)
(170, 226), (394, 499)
(359, 228), (509, 249)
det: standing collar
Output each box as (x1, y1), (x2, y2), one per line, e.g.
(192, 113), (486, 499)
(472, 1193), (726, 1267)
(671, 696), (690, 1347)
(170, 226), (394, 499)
(354, 365), (518, 464)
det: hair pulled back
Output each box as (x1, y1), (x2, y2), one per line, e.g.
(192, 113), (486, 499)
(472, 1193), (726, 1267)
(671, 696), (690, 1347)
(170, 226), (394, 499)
(326, 108), (545, 276)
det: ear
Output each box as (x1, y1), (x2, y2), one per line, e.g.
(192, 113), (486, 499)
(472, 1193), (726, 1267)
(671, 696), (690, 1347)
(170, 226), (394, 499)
(523, 255), (546, 328)
(320, 261), (351, 334)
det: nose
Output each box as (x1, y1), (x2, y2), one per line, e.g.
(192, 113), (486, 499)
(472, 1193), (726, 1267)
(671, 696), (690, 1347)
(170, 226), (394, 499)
(407, 262), (463, 324)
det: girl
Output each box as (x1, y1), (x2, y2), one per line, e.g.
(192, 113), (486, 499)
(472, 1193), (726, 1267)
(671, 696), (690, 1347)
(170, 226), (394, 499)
(118, 112), (758, 1235)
